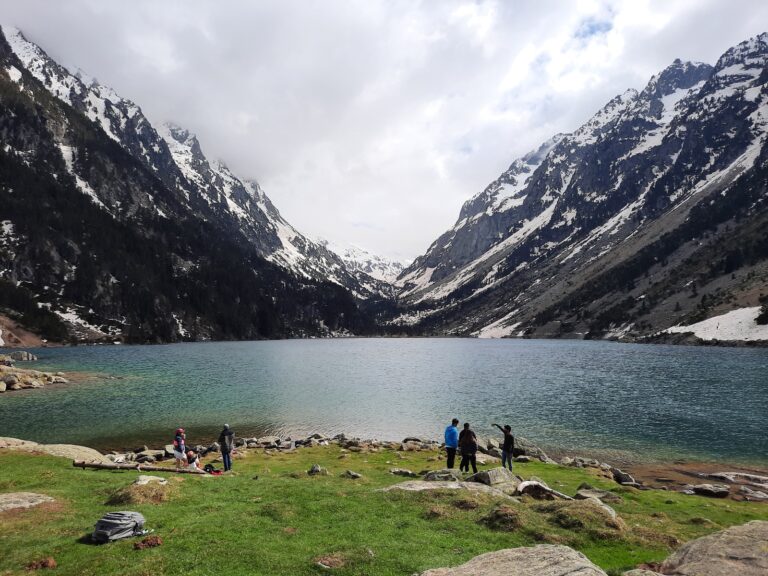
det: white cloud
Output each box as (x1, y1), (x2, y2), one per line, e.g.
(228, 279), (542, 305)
(3, 0), (767, 261)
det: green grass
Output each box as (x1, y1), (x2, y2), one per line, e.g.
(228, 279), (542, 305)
(0, 446), (765, 575)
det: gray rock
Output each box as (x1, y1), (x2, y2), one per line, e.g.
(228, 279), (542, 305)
(2, 374), (18, 386)
(423, 469), (463, 482)
(0, 381), (5, 393)
(612, 468), (635, 484)
(575, 488), (623, 503)
(466, 467), (516, 486)
(660, 520), (768, 576)
(560, 456), (574, 466)
(517, 480), (572, 500)
(417, 544), (607, 575)
(137, 449), (165, 459)
(308, 464), (328, 476)
(9, 351), (37, 361)
(340, 470), (362, 479)
(689, 484), (730, 498)
(514, 455), (533, 463)
(390, 468), (418, 478)
(622, 570), (663, 576)
(0, 492), (54, 513)
(739, 486), (768, 501)
(133, 475), (168, 486)
(164, 444), (175, 457)
(380, 480), (515, 500)
(515, 437), (551, 462)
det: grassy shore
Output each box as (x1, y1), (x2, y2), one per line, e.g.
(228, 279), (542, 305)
(1, 445), (766, 576)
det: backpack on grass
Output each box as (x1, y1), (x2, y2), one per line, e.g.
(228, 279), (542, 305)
(92, 511), (146, 544)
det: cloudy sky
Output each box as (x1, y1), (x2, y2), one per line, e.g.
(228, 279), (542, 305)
(5, 1), (768, 261)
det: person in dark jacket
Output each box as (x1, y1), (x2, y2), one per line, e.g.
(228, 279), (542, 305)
(458, 422), (478, 474)
(173, 428), (187, 469)
(493, 423), (515, 471)
(218, 424), (234, 471)
(444, 418), (459, 469)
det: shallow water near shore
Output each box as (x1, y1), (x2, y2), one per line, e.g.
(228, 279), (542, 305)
(1, 338), (766, 465)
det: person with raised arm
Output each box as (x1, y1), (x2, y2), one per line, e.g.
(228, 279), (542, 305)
(493, 423), (515, 472)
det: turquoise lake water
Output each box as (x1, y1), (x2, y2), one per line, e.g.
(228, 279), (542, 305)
(1, 338), (766, 464)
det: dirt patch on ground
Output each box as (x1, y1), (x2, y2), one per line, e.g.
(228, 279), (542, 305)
(314, 553), (347, 569)
(25, 557), (57, 570)
(480, 505), (522, 531)
(133, 536), (163, 550)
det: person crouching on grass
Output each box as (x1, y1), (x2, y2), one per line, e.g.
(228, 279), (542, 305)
(187, 450), (202, 471)
(173, 428), (187, 469)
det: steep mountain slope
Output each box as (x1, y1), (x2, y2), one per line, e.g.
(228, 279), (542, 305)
(0, 26), (373, 342)
(394, 35), (768, 341)
(3, 26), (379, 298)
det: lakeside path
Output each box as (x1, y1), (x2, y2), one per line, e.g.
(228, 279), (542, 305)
(1, 436), (767, 575)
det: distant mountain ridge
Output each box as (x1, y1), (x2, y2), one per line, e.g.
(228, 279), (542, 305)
(393, 34), (768, 342)
(0, 25), (385, 342)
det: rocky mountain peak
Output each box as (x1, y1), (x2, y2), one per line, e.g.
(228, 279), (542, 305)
(641, 59), (713, 101)
(715, 32), (768, 70)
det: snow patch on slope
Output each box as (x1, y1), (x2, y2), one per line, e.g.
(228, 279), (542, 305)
(57, 144), (108, 210)
(666, 307), (768, 341)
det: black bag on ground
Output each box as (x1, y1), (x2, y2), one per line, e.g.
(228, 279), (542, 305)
(92, 511), (146, 544)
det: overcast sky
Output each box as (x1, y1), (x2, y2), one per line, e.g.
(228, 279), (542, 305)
(5, 1), (768, 261)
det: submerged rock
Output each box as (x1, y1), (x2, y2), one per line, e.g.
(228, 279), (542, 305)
(417, 544), (607, 575)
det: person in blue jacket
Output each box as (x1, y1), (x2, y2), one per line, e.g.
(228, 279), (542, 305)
(444, 418), (459, 469)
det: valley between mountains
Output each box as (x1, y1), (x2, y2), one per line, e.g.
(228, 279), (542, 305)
(1, 26), (767, 345)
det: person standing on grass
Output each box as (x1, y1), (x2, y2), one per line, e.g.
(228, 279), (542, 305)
(493, 423), (515, 472)
(458, 422), (478, 474)
(444, 418), (459, 469)
(218, 423), (235, 472)
(173, 428), (187, 469)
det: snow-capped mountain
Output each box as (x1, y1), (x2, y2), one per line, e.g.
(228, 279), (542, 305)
(0, 25), (376, 342)
(318, 240), (406, 283)
(394, 35), (768, 341)
(2, 26), (376, 296)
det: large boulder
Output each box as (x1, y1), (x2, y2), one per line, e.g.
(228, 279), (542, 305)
(424, 469), (463, 482)
(514, 437), (553, 463)
(0, 492), (54, 513)
(390, 468), (418, 478)
(466, 467), (516, 486)
(418, 544), (607, 575)
(660, 520), (768, 576)
(0, 381), (5, 393)
(9, 351), (37, 361)
(0, 437), (110, 462)
(575, 487), (623, 503)
(686, 484), (730, 498)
